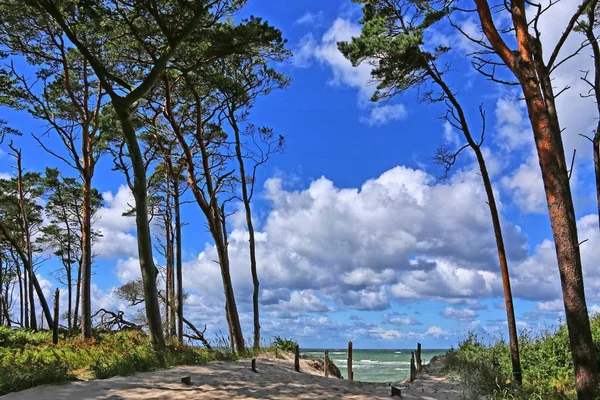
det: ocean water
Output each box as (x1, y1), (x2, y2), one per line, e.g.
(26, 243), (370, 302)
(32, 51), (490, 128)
(301, 348), (447, 383)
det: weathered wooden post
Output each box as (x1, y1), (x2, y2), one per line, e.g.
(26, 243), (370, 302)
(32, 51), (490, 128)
(417, 343), (422, 372)
(410, 351), (416, 382)
(348, 341), (353, 381)
(294, 344), (300, 372)
(324, 350), (329, 377)
(251, 358), (257, 373)
(52, 289), (59, 344)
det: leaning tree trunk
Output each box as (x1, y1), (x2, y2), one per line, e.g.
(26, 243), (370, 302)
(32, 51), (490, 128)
(476, 147), (522, 384)
(114, 102), (165, 351)
(232, 120), (261, 351)
(425, 63), (523, 384)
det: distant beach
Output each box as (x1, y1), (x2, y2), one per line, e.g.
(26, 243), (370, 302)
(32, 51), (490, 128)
(302, 348), (447, 382)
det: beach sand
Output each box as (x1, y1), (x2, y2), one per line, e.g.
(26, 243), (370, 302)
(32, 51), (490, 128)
(1, 353), (464, 399)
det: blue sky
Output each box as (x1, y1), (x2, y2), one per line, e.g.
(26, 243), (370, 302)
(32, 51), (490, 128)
(1, 0), (600, 349)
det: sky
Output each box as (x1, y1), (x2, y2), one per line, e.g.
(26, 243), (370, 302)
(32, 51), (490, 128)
(1, 0), (600, 349)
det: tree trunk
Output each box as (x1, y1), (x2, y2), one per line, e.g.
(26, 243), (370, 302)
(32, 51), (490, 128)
(476, 147), (522, 384)
(473, 3), (598, 396)
(80, 161), (93, 338)
(232, 119), (260, 351)
(15, 254), (24, 327)
(114, 101), (165, 351)
(0, 253), (3, 325)
(165, 186), (176, 338)
(214, 216), (245, 353)
(0, 224), (53, 328)
(173, 181), (184, 343)
(425, 62), (523, 384)
(73, 258), (82, 331)
(15, 151), (36, 331)
(594, 138), (600, 231)
(66, 266), (72, 329)
(523, 69), (597, 399)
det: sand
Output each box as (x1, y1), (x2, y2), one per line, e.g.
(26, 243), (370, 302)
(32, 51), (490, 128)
(1, 354), (464, 399)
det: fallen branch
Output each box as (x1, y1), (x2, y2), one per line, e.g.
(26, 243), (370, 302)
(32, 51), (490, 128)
(182, 316), (212, 349)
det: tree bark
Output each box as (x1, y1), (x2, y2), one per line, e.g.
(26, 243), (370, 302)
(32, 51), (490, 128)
(164, 77), (245, 353)
(73, 257), (82, 331)
(173, 180), (184, 343)
(80, 160), (93, 338)
(14, 149), (36, 331)
(0, 222), (53, 327)
(474, 1), (598, 396)
(425, 63), (522, 384)
(114, 101), (165, 351)
(231, 117), (260, 351)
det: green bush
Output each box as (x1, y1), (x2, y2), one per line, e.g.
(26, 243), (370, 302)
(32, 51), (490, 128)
(0, 328), (232, 395)
(271, 336), (298, 353)
(445, 315), (600, 399)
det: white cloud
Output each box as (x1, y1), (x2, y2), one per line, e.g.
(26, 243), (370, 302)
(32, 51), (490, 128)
(359, 104), (407, 126)
(293, 19), (377, 103)
(0, 172), (10, 180)
(501, 152), (546, 214)
(94, 185), (138, 259)
(441, 307), (479, 321)
(369, 327), (402, 340)
(537, 299), (564, 312)
(384, 312), (422, 326)
(183, 164), (529, 315)
(494, 96), (532, 151)
(425, 326), (448, 337)
(114, 257), (142, 284)
(295, 11), (324, 26)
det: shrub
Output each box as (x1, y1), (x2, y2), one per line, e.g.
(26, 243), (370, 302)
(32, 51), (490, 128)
(271, 336), (298, 353)
(444, 315), (600, 399)
(0, 328), (233, 395)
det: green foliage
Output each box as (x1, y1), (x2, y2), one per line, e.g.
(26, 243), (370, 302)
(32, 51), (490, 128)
(445, 315), (600, 399)
(338, 0), (449, 102)
(271, 336), (298, 353)
(0, 327), (232, 395)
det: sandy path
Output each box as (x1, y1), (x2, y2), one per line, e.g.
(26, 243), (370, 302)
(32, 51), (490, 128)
(1, 354), (464, 399)
(392, 356), (465, 399)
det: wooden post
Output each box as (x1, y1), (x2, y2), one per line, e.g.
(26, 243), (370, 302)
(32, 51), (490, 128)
(294, 344), (300, 372)
(251, 358), (257, 373)
(52, 289), (59, 344)
(348, 341), (353, 381)
(324, 350), (329, 377)
(410, 351), (416, 382)
(417, 343), (422, 372)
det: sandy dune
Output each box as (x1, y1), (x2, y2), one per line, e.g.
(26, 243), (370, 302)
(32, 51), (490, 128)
(1, 354), (464, 399)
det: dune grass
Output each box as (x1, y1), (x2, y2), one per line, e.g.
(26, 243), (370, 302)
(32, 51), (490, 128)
(444, 314), (600, 399)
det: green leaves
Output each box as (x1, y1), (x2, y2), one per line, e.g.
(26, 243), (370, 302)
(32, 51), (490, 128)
(338, 0), (449, 101)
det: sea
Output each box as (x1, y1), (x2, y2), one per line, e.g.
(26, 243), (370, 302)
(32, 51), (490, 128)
(301, 348), (447, 383)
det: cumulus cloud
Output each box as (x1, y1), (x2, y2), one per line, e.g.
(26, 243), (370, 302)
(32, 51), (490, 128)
(183, 165), (531, 321)
(94, 185), (138, 259)
(425, 326), (448, 337)
(501, 152), (546, 214)
(359, 104), (407, 126)
(292, 18), (406, 124)
(440, 307), (479, 321)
